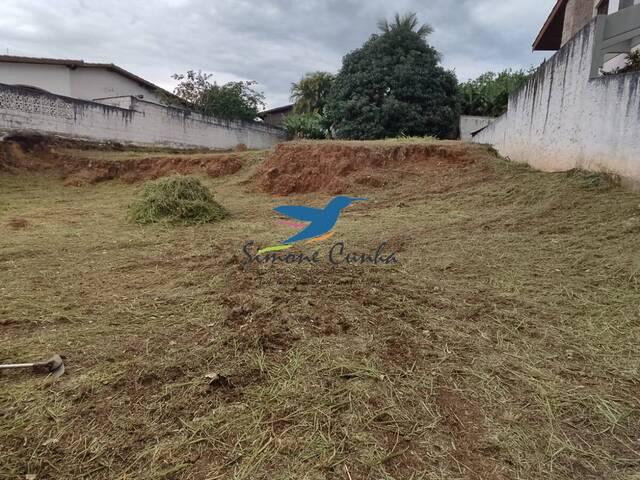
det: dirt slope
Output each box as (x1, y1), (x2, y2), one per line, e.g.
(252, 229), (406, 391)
(2, 138), (638, 479)
(253, 139), (496, 195)
(0, 136), (247, 185)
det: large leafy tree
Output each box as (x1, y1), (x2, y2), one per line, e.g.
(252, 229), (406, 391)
(325, 12), (459, 139)
(460, 69), (533, 117)
(168, 70), (265, 122)
(290, 71), (334, 114)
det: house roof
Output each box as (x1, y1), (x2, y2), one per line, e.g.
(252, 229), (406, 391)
(259, 104), (294, 116)
(0, 55), (173, 97)
(532, 0), (568, 51)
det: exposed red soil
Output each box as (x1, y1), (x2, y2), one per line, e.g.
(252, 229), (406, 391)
(435, 387), (508, 479)
(253, 141), (494, 195)
(6, 217), (30, 229)
(234, 143), (248, 152)
(0, 137), (244, 185)
(61, 154), (243, 186)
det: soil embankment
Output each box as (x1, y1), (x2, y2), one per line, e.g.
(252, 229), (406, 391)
(252, 140), (496, 195)
(0, 136), (246, 185)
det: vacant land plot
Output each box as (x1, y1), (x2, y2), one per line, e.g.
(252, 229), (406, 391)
(1, 139), (639, 479)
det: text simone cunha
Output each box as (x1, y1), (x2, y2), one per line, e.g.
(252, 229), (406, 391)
(242, 241), (398, 265)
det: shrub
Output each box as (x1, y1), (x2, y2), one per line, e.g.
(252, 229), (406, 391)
(282, 113), (328, 139)
(128, 175), (228, 225)
(325, 12), (460, 140)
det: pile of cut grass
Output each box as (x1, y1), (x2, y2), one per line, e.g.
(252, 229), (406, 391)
(128, 175), (228, 225)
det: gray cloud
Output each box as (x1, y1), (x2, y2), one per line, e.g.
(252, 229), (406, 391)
(1, 0), (555, 108)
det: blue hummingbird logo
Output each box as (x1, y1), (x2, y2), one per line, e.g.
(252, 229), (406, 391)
(258, 196), (367, 254)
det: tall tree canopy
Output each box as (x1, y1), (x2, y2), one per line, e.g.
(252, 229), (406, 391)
(459, 69), (533, 117)
(168, 70), (265, 122)
(290, 71), (334, 114)
(325, 12), (459, 139)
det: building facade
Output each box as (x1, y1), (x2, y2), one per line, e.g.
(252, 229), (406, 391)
(534, 0), (640, 51)
(258, 104), (294, 128)
(0, 56), (169, 104)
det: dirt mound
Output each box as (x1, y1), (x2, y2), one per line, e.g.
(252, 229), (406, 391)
(62, 154), (243, 186)
(0, 136), (244, 185)
(253, 140), (495, 195)
(127, 175), (229, 225)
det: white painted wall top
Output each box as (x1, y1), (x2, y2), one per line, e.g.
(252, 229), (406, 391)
(0, 55), (168, 104)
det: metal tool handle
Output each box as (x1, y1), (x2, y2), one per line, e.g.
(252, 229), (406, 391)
(0, 362), (38, 370)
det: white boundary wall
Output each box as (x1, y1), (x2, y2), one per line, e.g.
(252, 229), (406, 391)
(473, 20), (640, 188)
(459, 115), (496, 141)
(0, 85), (287, 150)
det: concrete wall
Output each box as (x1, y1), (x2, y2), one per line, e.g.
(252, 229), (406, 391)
(473, 20), (640, 187)
(459, 115), (495, 141)
(0, 84), (287, 150)
(0, 63), (164, 103)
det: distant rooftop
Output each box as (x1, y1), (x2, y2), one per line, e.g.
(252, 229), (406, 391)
(0, 54), (173, 97)
(259, 104), (294, 116)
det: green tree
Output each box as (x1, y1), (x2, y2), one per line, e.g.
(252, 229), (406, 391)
(169, 70), (265, 122)
(376, 12), (433, 37)
(460, 69), (533, 117)
(290, 71), (334, 114)
(282, 113), (327, 139)
(325, 12), (459, 139)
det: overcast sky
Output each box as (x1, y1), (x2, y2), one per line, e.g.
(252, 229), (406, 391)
(1, 0), (556, 108)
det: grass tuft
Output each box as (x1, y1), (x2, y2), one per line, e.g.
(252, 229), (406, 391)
(127, 175), (228, 225)
(565, 168), (621, 191)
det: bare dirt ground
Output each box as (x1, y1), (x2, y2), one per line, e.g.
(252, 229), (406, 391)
(0, 137), (257, 186)
(1, 138), (639, 479)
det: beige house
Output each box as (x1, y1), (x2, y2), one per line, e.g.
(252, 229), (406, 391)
(0, 55), (171, 104)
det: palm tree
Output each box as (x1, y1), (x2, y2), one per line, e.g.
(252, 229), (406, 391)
(290, 71), (335, 114)
(377, 12), (433, 38)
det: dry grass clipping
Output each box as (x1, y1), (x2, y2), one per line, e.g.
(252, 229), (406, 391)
(1, 142), (639, 480)
(127, 175), (228, 225)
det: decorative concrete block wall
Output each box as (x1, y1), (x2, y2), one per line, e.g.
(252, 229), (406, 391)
(0, 84), (287, 150)
(473, 20), (640, 188)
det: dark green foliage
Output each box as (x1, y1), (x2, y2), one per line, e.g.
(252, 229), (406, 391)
(376, 12), (433, 37)
(168, 70), (265, 122)
(325, 12), (460, 140)
(291, 72), (335, 114)
(199, 81), (265, 122)
(282, 113), (328, 139)
(128, 176), (228, 225)
(620, 50), (640, 73)
(460, 69), (533, 117)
